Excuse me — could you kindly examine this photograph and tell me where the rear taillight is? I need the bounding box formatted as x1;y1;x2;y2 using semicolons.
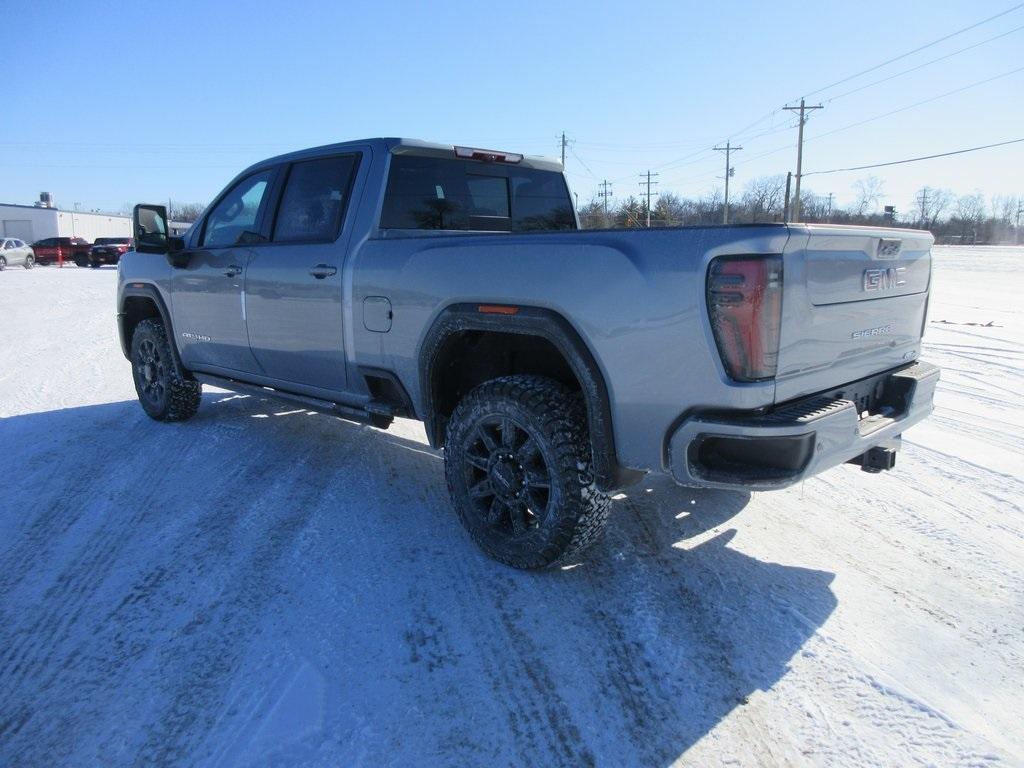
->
707;255;783;382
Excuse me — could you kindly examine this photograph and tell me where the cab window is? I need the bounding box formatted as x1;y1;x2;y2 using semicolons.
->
272;155;359;243
201;170;274;248
381;155;576;232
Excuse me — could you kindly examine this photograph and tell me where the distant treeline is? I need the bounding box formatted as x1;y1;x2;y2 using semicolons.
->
577;175;1022;244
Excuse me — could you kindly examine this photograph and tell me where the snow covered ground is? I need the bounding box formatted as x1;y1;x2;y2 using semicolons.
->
0;246;1020;767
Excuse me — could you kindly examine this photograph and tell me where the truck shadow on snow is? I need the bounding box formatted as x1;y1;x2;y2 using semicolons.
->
0;394;837;767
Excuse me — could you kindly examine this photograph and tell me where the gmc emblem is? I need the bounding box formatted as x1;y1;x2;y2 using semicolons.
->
863;267;907;292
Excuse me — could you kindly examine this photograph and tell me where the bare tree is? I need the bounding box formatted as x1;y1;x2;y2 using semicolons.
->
913;187;953;230
653;192;685;227
614;196;645;228
169;202;207;223
577;199;607;230
852;176;885;217
740;175;786;223
955;192;985;223
950;192;986;243
799;189;830;221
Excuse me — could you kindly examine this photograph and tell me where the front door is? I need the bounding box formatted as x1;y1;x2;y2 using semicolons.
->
244;154;360;394
171;168;276;374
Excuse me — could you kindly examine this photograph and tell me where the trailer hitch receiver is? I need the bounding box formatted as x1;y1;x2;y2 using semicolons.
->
849;445;898;474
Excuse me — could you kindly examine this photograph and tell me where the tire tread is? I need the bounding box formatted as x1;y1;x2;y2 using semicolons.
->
445;375;611;568
131;318;202;422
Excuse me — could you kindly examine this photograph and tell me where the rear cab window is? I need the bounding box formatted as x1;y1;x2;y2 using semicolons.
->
381;153;576;233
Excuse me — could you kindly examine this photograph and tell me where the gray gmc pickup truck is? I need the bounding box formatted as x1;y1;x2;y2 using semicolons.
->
119;138;938;568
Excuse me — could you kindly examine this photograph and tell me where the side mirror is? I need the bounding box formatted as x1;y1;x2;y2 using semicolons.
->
133;204;169;254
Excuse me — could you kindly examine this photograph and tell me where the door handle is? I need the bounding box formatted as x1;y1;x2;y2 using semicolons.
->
309;264;337;279
223;264;242;277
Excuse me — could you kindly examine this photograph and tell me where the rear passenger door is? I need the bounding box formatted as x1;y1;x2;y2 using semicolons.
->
243;153;361;395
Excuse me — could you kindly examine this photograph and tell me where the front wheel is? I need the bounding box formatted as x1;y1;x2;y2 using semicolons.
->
0;256;6;271
130;318;202;422
444;375;611;569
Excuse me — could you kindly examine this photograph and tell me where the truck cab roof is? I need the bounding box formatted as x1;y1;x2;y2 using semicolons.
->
241;138;564;176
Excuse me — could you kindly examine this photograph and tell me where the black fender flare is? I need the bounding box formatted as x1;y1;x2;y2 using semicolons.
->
418;303;642;491
118;283;189;378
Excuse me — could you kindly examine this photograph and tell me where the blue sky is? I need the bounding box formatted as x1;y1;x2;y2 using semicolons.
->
3;0;1022;216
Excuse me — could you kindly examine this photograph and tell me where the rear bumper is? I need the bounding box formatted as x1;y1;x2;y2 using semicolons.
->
667;360;939;491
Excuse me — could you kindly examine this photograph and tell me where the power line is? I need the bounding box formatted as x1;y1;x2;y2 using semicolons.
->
808;64;1024;144
801;137;1024;176
802;3;1024;99
569;145;599;179
725;108;782;142
574;138;717;150
726;63;1024;173
825;22;1024;103
683;5;1024;188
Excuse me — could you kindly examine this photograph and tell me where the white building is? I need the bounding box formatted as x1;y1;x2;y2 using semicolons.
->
0;201;193;243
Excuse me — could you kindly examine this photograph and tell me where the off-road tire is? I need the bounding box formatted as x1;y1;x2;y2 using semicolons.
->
24;255;33;269
130;318;202;422
445;375;611;569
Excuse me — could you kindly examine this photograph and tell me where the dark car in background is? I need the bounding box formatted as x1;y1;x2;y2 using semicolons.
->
89;237;133;267
31;237;91;266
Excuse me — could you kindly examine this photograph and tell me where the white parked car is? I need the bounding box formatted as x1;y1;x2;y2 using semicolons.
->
0;238;34;270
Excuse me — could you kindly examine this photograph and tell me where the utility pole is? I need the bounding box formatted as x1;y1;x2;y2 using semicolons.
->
597;180;613;218
713;141;742;224
784;172;792;222
826;192;834;223
560;132;568;168
1015;197;1022;245
917;188;930;228
639;171;659;227
783;98;823;222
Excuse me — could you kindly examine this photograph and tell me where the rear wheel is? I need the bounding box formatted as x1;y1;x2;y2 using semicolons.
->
444;375;611;569
130;319;202;422
23;254;33;269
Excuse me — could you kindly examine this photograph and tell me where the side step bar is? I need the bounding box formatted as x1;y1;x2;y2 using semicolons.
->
193;373;394;429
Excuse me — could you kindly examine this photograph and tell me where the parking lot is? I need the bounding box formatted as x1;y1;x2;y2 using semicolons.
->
0;248;1021;766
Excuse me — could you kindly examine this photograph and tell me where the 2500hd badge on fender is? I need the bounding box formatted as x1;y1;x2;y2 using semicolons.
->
118;138;938;569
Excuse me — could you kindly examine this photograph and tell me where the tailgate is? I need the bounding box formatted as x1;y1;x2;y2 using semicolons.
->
774;225;932;403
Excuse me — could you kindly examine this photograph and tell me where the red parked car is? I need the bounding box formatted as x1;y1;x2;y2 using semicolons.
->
88;237;133;267
31;237;92;266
